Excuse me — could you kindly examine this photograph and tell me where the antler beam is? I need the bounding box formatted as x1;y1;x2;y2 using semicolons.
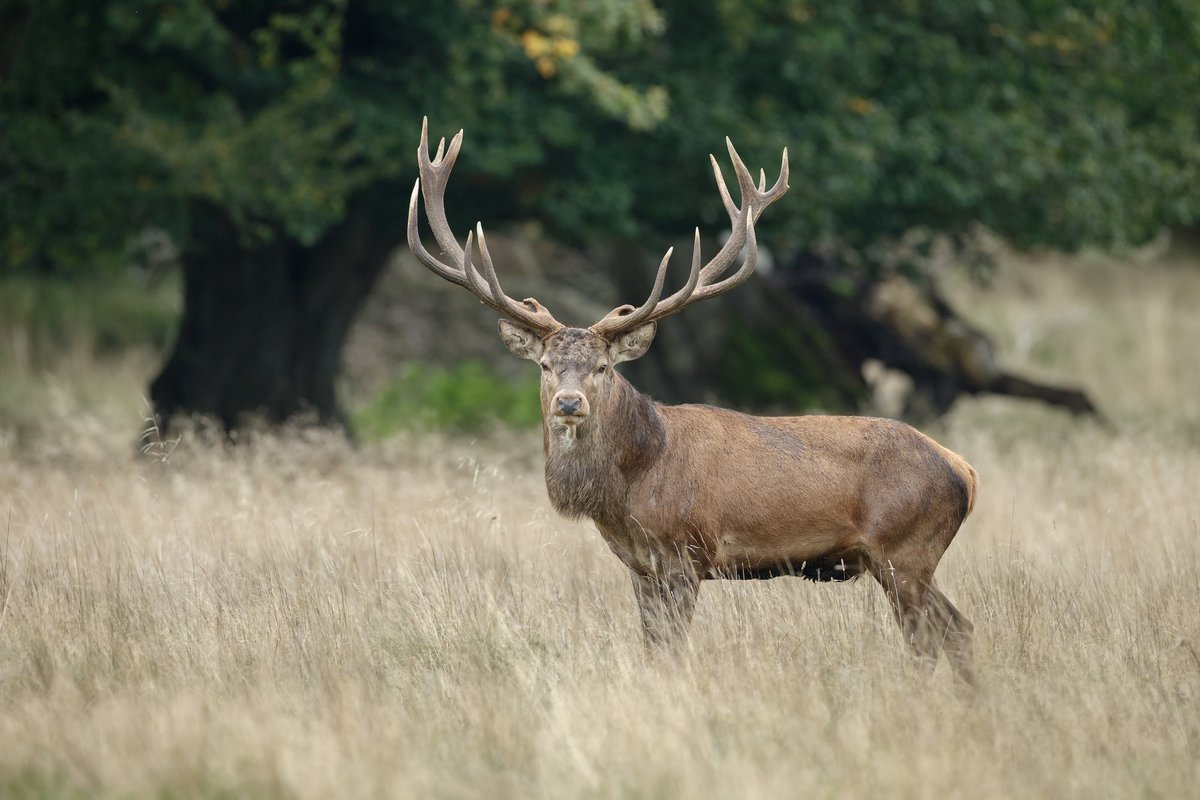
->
589;139;789;338
407;117;564;334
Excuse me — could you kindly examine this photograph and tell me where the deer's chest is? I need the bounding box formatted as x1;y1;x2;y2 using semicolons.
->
594;518;680;576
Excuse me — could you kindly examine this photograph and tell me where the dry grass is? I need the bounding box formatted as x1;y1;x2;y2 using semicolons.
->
1;253;1199;798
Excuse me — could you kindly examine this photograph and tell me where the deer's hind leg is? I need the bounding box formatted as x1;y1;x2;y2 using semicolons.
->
872;555;975;685
873;558;941;673
865;459;976;684
924;582;975;685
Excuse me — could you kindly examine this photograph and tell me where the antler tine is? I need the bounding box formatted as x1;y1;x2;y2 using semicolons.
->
416;119;466;271
588;248;675;335
474;224;560;330
710;152;738;218
691;213;758;301
458;226;505;309
754;147;789;222
408;118;564;334
697;148;755;285
458;228;562;332
672;228;704;304
459;229;491;300
589;138;788;339
725;137;760;208
408;179;469;288
474;224;510;314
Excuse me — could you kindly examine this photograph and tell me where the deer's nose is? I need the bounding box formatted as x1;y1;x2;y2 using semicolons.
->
554;393;586;417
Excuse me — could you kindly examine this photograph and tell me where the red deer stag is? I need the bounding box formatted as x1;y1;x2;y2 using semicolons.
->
407;119;978;682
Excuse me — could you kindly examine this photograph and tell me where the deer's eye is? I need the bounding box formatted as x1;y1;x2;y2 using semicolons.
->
539;362;551;373
595;364;607;375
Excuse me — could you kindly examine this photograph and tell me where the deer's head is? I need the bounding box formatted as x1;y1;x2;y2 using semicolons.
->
496;322;655;437
406;118;788;437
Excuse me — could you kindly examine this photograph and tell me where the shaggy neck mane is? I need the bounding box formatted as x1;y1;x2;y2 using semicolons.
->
543;374;665;525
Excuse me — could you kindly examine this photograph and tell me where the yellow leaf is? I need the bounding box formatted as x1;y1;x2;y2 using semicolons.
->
847;97;875;115
552;38;580;58
521;30;549;57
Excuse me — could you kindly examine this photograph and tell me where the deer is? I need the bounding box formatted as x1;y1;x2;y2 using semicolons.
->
407;118;978;683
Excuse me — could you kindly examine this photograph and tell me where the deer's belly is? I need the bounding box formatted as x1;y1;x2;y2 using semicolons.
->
596;508;863;579
708;524;859;574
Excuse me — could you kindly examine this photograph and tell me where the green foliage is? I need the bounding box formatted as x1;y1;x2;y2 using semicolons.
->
0;0;669;271
0;272;178;354
639;0;1200;257
5;0;1198;273
353;361;542;436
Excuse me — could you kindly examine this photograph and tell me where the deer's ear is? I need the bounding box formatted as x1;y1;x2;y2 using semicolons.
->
609;322;656;364
498;319;544;361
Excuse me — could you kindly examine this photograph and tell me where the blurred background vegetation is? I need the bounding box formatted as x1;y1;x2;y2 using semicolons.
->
2;0;1198;440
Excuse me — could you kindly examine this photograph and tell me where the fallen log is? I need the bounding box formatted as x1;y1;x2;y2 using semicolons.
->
768;250;1102;421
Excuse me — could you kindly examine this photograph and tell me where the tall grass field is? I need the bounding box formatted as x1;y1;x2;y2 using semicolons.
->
1;251;1198;798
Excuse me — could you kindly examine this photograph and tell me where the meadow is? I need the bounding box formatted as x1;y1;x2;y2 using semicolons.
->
0;250;1197;798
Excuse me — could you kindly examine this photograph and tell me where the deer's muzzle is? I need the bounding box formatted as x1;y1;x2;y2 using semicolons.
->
553;391;589;421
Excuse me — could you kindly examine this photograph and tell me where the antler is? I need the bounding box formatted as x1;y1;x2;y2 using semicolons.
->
589;139;789;338
407;117;564;334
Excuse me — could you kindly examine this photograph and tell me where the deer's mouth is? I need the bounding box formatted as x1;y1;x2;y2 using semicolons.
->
552;411;589;427
549;411;589;444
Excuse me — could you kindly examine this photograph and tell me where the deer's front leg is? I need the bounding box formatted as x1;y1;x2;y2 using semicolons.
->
631;567;699;649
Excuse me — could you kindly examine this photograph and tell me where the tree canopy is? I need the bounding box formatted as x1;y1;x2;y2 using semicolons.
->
5;0;1199;274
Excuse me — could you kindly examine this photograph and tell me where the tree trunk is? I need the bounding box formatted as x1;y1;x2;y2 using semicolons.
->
150;197;398;432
